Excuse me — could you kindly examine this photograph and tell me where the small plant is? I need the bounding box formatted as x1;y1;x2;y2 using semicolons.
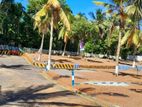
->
84;41;95;53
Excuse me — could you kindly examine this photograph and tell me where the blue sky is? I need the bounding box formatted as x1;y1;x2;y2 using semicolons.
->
15;0;107;19
66;0;101;19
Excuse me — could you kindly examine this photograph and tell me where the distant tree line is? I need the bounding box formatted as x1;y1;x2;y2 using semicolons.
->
0;0;142;61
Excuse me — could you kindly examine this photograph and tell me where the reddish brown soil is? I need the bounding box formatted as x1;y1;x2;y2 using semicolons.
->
30;53;116;66
30;53;142;107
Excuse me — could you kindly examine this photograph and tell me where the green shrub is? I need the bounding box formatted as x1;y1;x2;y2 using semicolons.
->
84;41;95;53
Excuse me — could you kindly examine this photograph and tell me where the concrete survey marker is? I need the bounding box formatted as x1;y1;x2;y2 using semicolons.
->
119;64;142;71
135;65;142;71
80;81;129;86
119;64;132;71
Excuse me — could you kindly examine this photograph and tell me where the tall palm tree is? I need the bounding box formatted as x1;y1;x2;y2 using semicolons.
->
69;14;92;55
37;34;45;61
121;0;142;68
34;0;70;70
58;10;73;56
89;9;106;38
59;26;69;56
121;27;141;67
94;0;128;76
34;18;49;61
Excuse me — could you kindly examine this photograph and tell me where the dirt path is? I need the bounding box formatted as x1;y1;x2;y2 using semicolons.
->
0;56;101;107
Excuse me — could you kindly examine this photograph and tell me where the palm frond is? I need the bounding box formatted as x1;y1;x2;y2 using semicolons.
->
48;0;61;9
58;26;65;39
33;0;71;38
132;29;140;46
109;23;115;36
126;29;136;47
64;32;68;43
126;5;136;16
93;1;114;8
59;8;71;31
106;9;113;14
121;30;131;46
34;5;48;21
137;7;142;17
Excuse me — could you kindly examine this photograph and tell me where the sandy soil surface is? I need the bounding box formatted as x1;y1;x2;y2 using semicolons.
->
30;53;142;67
47;69;142;107
30;53;116;66
30;53;142;107
0;56;101;107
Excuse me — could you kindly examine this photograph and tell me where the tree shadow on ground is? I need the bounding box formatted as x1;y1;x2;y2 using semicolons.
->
69;56;82;60
0;84;100;107
93;92;129;97
78;88;129;98
53;75;87;80
86;59;103;63
18;101;101;107
53;75;70;80
131;82;142;86
119;62;132;66
0;84;54;105
0;64;31;70
52;59;72;63
130;89;142;94
79;87;96;92
119;72;142;79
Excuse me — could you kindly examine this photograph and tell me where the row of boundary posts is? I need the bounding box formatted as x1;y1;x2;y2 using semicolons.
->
1;45;142;89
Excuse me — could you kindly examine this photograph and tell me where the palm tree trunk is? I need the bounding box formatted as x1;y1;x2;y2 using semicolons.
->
62;42;67;56
37;34;45;61
115;1;124;76
47;15;54;70
78;40;80;55
115;30;122;76
132;47;137;68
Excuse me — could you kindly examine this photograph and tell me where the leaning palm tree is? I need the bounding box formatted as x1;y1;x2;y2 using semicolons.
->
34;0;70;70
59;26;69;56
37;34;45;61
58;11;73;56
34;19;49;61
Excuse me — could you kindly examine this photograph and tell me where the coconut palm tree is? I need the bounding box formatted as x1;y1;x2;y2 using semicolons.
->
89;9;106;38
37;34;45;61
121;26;141;67
34;0;70;70
94;0;128;76
58;26;69;56
58;10;73;56
70;14;92;55
121;0;142;68
34;18;49;61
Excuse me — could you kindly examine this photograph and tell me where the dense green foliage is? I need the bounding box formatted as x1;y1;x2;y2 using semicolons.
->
0;0;142;59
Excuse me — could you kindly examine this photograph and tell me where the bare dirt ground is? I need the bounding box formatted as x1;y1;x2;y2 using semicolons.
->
0;55;101;107
30;53;142;107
